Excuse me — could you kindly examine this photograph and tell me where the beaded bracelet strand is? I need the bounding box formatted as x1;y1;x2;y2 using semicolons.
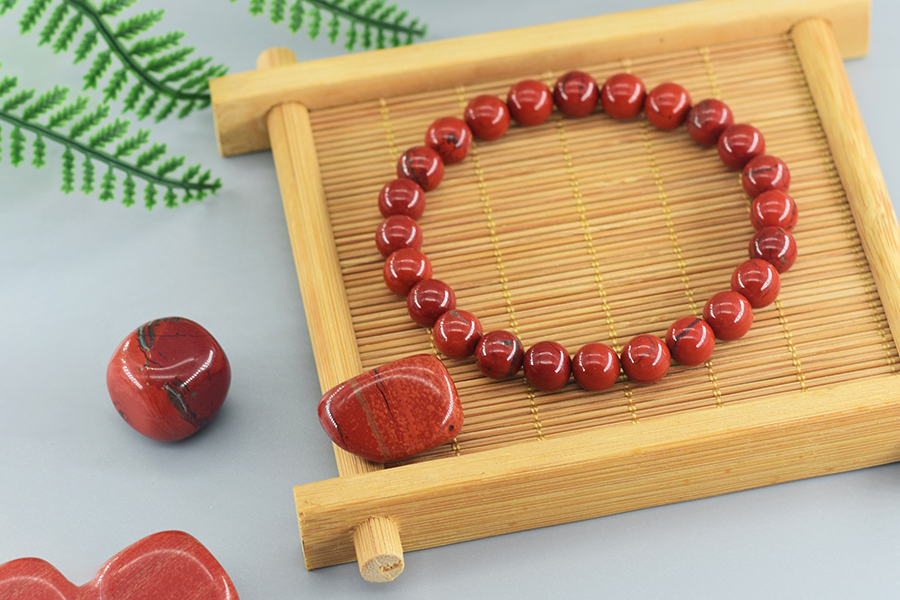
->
375;71;798;393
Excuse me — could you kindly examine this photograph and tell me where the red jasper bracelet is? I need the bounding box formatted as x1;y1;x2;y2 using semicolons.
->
376;71;799;393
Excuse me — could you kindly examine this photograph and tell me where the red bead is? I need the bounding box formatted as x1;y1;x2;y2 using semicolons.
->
703;291;754;341
572;343;620;391
383;247;432;296
742;154;790;198
553;70;599;118
106;317;231;442
665;317;715;367
464;95;511;141
731;259;781;308
644;82;692;130
717;123;766;170
751;190;798;231
686;98;734;146
507;79;554;126
425;116;472;164
407;279;456;327
749;227;798;273
621;335;670;384
523;341;571;391
475;330;525;380
318;354;463;463
378;178;426;220
433;310;483;359
600;73;646;120
397;146;444;191
375;215;422;257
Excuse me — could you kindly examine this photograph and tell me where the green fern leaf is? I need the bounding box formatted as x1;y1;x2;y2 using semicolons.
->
19;0;52;34
61;145;75;193
136;91;159;120
377;5;396;21
178;64;226;92
1;0;20;16
375;27;385;49
360;24;371;49
176;100;195;119
83;49;112;90
73;29;98;63
68;104;110;139
114;9;164;40
344;22;356;51
97;0;137;17
346;0;365;13
32;133;46;167
155;155;184;177
135;142;165;168
307;4;321;39
87;117;128;149
162;57;209;85
2;89;35;112
21;85;67;121
270;0;285;23
288;0;303;32
153;97;177;122
128;31;183;57
144;181;156;208
81;156;94;193
163;186;177;208
363;0;385;16
52;13;83;53
122;82;144;112
122;173;136;205
38;1;68;46
47;96;88;128
99;167;116;201
180;164;201;183
10;126;25;166
114;128;148;157
249;0;265;15
327;11;339;43
0;125;3;162
102;68;128;102
144;46;193;74
0;76;18;99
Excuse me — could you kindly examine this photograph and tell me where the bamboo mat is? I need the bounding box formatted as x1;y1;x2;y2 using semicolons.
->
307;34;898;464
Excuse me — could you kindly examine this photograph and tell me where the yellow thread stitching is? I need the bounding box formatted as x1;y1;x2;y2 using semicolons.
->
378;97;399;162
775;297;807;391
698;47;722;100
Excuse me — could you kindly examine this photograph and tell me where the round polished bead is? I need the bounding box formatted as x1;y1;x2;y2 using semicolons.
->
407;279;456;327
375;215;422;258
644;82;692;130
686;98;734;146
665;317;715;367
553;70;599;118
475;330;525;380
621;335;670;384
383;248;432;296
750;190;798;232
378;178;426;220
703;291;754;341
600;73;646;120
397;146;444;191
731;259;781;308
749;227;797;273
572;343;620;391
425;116;472;165
507;79;554;126
742;154;791;198
717;124;766;170
523;341;571;391
433;310;483;359
464;95;511;141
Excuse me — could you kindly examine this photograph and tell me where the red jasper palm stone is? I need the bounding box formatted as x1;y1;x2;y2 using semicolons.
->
318;354;463;463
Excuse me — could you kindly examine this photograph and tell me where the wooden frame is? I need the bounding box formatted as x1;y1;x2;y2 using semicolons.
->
209;0;900;583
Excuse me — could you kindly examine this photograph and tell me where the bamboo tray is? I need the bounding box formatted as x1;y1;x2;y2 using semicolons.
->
210;0;900;583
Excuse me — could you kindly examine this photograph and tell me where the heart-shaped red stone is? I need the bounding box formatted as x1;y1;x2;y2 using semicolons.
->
0;531;238;600
318;354;463;463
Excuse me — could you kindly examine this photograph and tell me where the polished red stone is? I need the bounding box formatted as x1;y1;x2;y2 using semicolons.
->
749;226;797;273
0;530;238;600
731;259;781;308
665;317;715;367
397;146;444;191
407;278;456;327
718;123;766;170
433;309;483;359
572;343;620;391
475;330;525;380
742;154;790;198
425;116;472;164
507;79;554;126
621;334;670;384
318;354;463;463
600;73;646;120
378;178;426;220
644;82;692;130
383;247;432;296
375;215;422;257
751;190;798;231
464;95;511;141
106;317;231;442
686;98;734;146
703;291;754;341
553;70;599;118
523;341;571;391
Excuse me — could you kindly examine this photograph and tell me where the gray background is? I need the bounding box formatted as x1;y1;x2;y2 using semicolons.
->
2;0;899;598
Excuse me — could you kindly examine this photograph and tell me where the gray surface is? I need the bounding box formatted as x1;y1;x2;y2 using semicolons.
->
1;1;899;598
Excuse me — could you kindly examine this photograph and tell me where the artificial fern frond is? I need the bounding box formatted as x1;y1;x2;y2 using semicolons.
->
83;48;112;89
19;0;51;33
52;12;82;52
72;28;97;62
38;0;67;45
87;116;127;148
21;84;66;121
113;8;162;40
97;0;135;17
32;133;46;167
128;31;183;57
1;0;19;16
102;67;127;101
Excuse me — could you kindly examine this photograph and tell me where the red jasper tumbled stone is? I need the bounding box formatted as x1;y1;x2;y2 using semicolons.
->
572;343;620;391
475;330;525;380
318;354;463;463
553;70;599;118
507;79;554;126
375;214;423;257
524;341;571;391
407;279;456;327
751;190;798;232
621;334;670;384
749;226;798;273
686;98;734;146
742;154;791;198
718;123;766;170
425;116;472;164
665;317;715;367
397;146;444;191
600;73;646;120
731;259;781;308
383;247;432;296
434;310;483;359
644;82;692;130
703;291;754;341
378;178;426;220
106;317;231;442
464;95;511;141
